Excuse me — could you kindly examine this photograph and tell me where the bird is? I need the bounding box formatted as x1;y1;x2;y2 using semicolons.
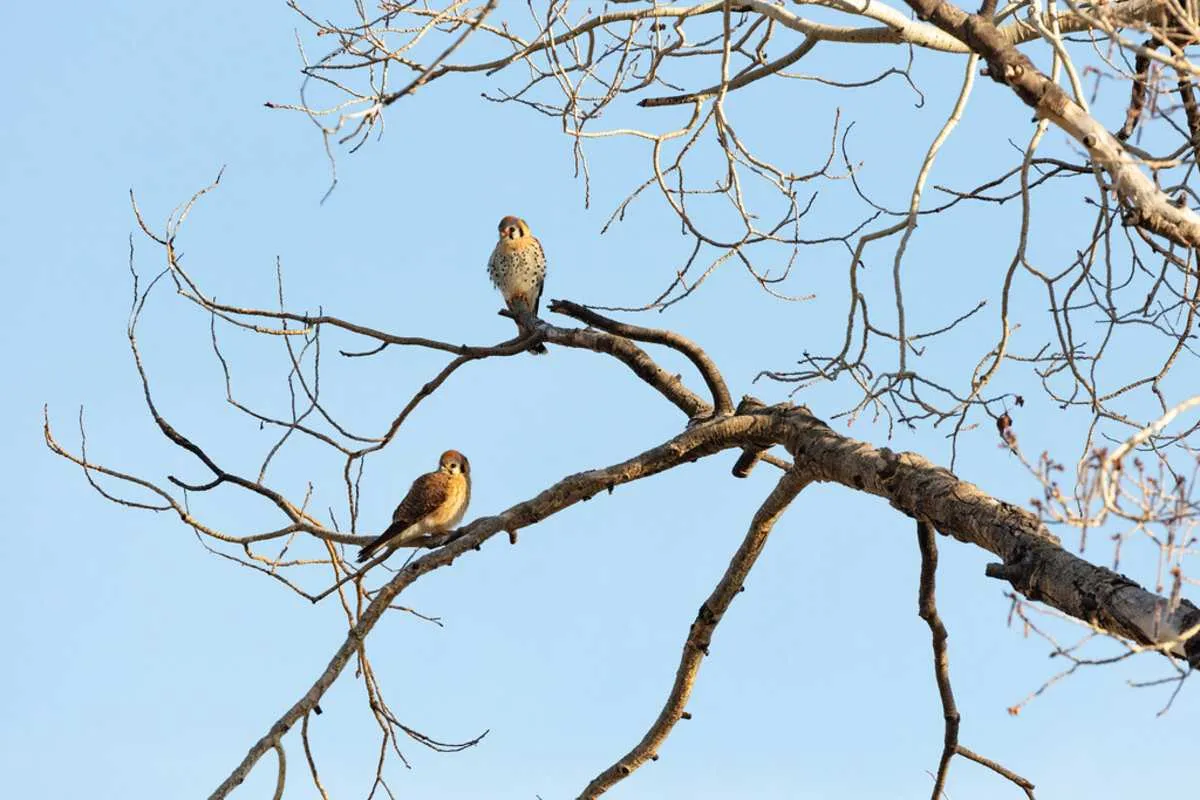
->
356;450;471;563
488;215;548;354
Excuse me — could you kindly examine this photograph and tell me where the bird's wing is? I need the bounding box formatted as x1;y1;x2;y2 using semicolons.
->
486;245;502;289
357;471;451;562
531;236;546;315
390;471;451;529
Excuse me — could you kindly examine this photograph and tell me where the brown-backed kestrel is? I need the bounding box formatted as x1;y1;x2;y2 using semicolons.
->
357;450;471;563
488;215;548;354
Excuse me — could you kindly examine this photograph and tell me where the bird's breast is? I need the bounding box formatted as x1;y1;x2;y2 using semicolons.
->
435;474;470;529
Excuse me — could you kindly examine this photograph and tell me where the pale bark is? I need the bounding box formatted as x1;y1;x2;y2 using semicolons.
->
901;0;1200;248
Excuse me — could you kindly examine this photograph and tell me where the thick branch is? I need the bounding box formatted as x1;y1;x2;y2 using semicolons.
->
579;468;811;798
900;0;1200;248
209;414;766;797
770;409;1200;663
209;400;1199;795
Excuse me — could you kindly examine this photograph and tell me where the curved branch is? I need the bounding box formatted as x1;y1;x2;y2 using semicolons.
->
916;519;960;800
43;410;365;552
205;400;1199;795
271;742;286;800
545;320;714;419
900;0;1200;248
550;299;733;416
208;413;767;798
579;468;811;798
382;0;498;103
639;37;819;107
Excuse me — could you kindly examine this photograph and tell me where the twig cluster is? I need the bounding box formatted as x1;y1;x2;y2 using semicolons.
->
47;178;1199;797
46;0;1200;794
276;0;1200;464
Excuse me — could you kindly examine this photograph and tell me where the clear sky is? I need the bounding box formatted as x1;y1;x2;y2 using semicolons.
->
2;3;1194;798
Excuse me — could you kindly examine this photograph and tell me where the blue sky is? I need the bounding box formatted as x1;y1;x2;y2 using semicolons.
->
3;3;1195;798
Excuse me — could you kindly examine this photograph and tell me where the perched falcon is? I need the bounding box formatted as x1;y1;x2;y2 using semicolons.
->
356;450;471;563
488;215;548;354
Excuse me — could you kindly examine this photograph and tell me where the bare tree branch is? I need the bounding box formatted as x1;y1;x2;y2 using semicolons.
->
579;467;812;797
51;1;1200;791
901;0;1200;247
208;413;783;797
917;519;961;800
550;299;733;417
957;745;1037;798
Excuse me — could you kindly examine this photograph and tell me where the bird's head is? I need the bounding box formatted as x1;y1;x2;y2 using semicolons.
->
497;215;530;241
439;450;470;477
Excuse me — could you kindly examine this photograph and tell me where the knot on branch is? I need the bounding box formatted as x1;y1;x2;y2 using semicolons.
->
876;447;902;487
1034;82;1070;122
728;397;816;477
731;448;763;478
730;395;771;477
736;395;766;414
985;546;1044;602
979;52;1027;89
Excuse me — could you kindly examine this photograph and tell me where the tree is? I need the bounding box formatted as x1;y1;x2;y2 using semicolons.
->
45;1;1200;798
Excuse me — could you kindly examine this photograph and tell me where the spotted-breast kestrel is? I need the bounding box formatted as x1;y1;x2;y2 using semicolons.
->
357;450;471;563
488;215;548;354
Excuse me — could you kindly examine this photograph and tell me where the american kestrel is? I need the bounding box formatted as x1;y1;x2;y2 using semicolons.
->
356;450;471;563
488;215;548;354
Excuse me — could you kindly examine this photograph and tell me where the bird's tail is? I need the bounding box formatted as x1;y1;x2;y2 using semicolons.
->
357;520;402;563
